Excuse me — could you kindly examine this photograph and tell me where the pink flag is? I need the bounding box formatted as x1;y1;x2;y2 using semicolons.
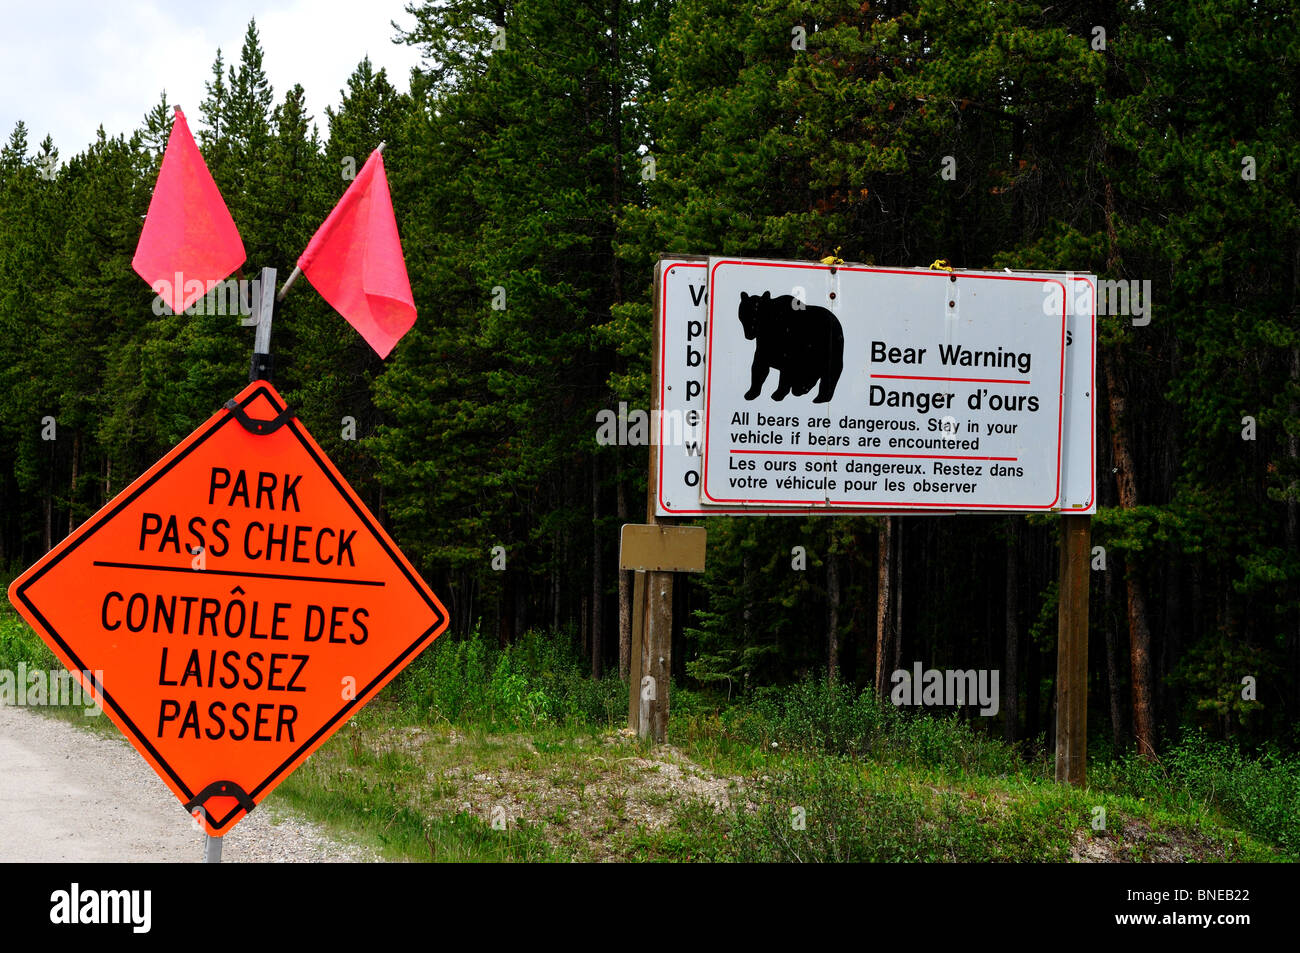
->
298;149;416;359
133;108;245;314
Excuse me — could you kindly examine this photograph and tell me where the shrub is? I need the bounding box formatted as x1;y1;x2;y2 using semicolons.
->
1096;730;1300;857
704;675;1023;777
389;625;623;729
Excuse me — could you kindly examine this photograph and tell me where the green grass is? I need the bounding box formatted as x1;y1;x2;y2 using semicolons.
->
1;604;1294;862
0;601;119;735
695;762;1273;862
273;709;563;861
1093;733;1300;857
0;600;57;672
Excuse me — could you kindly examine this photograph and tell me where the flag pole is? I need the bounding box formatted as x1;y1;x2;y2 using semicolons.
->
277;266;302;302
277;141;387;303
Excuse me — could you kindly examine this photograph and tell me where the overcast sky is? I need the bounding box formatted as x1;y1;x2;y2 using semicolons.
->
1;0;428;158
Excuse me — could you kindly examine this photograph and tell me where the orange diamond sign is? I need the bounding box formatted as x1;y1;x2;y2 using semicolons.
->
7;381;448;835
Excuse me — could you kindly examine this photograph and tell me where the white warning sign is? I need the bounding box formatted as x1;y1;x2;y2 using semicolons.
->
700;259;1072;512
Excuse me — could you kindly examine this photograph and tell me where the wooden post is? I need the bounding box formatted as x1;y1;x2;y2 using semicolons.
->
622;524;704;739
629;259;676;743
628;570;645;731
642;570;673;742
1054;514;1091;786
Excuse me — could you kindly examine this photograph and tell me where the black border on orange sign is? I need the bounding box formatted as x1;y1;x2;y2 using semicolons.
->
8;381;448;834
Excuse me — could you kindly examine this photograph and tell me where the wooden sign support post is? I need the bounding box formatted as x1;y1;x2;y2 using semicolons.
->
622;523;705;741
627;524;678;743
1054;514;1091;786
625;261;706;742
641;567;673;742
627;570;648;731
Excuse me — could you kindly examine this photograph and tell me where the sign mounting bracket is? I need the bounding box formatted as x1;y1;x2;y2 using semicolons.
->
223;398;295;435
184;780;256;816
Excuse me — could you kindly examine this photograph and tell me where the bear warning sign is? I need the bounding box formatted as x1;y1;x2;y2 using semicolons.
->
702;258;1072;512
7;381;448;836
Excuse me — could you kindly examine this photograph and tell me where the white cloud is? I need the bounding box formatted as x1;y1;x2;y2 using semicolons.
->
0;0;426;157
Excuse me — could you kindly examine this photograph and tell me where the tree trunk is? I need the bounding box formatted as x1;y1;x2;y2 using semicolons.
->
1125;569;1155;757
874;518;891;698
1105;351;1156;758
67;430;80;539
591;460;603;679
1288;348;1299;720
609;0;624;308
552;537;561;633
1004;519;1019;744
43;482;52;554
827;552;840;685
893;522;903;674
515;548;529;641
499;569;516;648
580;593;589;657
617;479;630;679
874;517;902;699
1026;621;1040;744
742;551;752;694
1102;158;1158;758
1104;565;1126;753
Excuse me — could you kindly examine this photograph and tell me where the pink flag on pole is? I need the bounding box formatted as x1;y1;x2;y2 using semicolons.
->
132;107;246;314
297;149;416;359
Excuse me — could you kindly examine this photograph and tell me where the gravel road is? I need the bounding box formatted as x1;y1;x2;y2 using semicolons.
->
0;703;375;862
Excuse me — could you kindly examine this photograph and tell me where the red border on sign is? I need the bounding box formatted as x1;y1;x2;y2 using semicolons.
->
701;259;1068;510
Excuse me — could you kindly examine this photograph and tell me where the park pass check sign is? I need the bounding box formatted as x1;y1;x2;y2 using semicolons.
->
7;381;448;835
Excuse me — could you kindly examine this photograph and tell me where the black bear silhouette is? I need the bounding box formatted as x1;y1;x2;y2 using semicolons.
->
738;290;844;403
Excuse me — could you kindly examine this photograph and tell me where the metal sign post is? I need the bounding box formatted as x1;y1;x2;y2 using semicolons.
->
1055;514;1091;786
201;264;276;864
203;831;223;864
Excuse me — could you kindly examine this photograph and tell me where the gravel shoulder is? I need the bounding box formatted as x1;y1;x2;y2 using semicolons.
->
0;703;375;863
